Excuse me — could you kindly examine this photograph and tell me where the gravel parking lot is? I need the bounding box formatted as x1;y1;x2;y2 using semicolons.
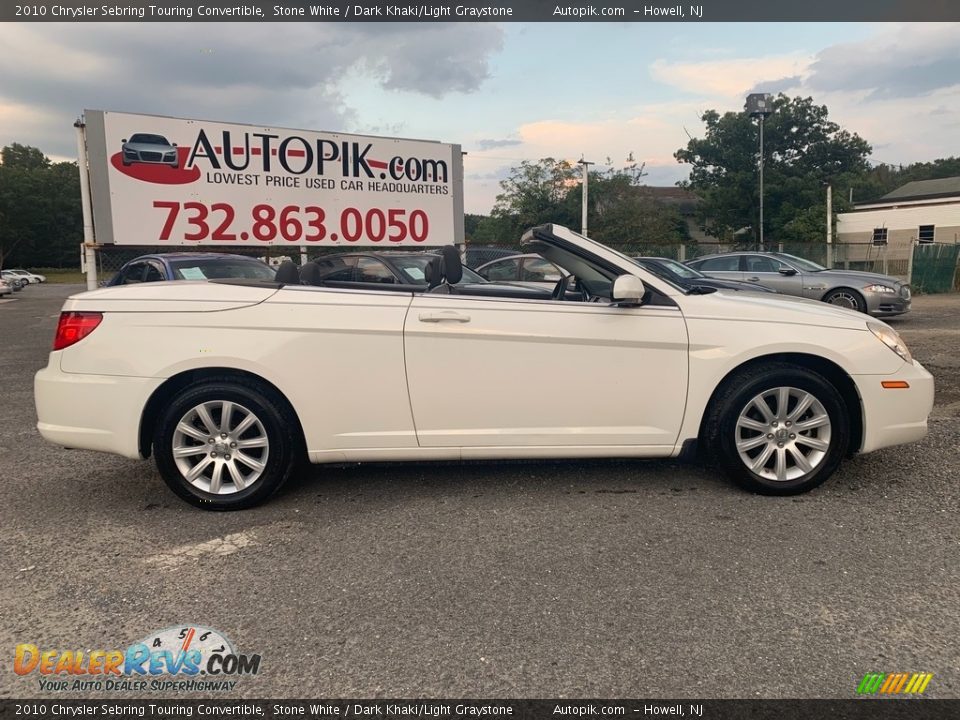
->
1;285;957;699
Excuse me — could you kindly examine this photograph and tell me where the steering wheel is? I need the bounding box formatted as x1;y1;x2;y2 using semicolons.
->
551;274;570;300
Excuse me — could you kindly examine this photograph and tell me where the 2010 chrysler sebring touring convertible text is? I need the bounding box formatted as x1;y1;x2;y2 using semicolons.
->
35;225;934;510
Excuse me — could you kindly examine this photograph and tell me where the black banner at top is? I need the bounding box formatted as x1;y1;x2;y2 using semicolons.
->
4;0;960;22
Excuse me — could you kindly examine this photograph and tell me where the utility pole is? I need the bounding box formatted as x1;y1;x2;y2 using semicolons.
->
578;158;594;237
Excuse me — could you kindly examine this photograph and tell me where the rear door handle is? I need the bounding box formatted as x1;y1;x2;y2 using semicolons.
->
418;311;471;323
748;276;760;281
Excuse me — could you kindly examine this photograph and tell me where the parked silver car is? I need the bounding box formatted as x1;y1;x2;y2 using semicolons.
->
121;133;179;168
685;252;911;317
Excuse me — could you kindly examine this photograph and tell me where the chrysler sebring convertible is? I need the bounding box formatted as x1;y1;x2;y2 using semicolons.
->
35;225;933;510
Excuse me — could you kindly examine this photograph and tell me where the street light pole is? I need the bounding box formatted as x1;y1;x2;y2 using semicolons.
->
745;93;773;253
759;115;765;252
578;158;594;237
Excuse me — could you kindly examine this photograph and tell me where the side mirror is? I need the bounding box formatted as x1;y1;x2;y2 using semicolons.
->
778;266;797;276
172;143;177;147
611;274;645;306
121;138;127;143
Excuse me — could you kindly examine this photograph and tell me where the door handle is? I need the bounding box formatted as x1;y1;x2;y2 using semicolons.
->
748;276;760;281
418;311;471;323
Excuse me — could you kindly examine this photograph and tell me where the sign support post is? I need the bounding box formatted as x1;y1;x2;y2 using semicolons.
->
74;119;98;291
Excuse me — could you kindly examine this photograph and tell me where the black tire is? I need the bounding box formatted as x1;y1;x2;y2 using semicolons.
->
702;362;850;495
823;287;866;314
153;379;299;510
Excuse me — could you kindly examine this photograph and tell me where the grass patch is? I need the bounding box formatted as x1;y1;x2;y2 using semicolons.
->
32;269;87;284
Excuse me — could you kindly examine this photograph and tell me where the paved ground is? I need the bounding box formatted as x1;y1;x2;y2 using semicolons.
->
1;285;957;699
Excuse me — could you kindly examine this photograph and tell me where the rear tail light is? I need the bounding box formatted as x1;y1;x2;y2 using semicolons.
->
53;312;103;351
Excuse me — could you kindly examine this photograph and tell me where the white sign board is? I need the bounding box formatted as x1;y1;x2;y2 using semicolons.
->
83;110;463;247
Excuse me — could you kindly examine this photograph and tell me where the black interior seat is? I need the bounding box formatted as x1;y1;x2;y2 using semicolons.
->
427;246;463;294
274;261;301;285
300;261;324;286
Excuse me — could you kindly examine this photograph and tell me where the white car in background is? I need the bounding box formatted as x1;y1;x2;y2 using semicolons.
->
34;225;933;510
5;269;46;284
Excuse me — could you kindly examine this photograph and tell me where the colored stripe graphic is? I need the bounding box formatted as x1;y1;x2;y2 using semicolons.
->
857;672;933;694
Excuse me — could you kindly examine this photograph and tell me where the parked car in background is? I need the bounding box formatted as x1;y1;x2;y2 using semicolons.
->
106;253;276;286
464;246;522;269
685;252;911;317
0;278;12;297
5;269;46;284
35;223;933;510
475;253;569;287
304;251;556;301
1;271;27;291
633;257;777;294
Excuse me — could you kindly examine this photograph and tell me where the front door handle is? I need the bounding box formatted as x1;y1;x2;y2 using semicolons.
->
747;276;760;281
418;311;471;323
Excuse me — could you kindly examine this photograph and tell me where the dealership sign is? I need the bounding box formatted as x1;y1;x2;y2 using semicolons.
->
82;110;464;246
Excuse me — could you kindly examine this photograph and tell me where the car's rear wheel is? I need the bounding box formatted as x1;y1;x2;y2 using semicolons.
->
703;363;849;495
823;287;866;313
154;380;298;510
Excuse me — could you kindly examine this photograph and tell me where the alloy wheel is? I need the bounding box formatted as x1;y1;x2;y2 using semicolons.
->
734;386;832;482
171;400;269;494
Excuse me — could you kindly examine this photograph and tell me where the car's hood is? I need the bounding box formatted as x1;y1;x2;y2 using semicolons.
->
681;287;869;329
817;269;905;286
64;280;279;313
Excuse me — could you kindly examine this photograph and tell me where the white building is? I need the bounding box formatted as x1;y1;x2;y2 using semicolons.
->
838;177;960;247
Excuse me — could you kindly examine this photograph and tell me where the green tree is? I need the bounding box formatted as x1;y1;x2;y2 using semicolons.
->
0;145;81;269
675;94;871;244
1;143;50;170
488;158;580;242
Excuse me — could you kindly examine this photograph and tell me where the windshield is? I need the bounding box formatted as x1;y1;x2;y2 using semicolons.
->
128;134;170;145
391;255;485;284
778;253;826;272
170;259;276;281
645;258;702;280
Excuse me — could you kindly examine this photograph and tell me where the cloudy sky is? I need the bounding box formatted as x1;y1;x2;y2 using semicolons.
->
1;21;958;213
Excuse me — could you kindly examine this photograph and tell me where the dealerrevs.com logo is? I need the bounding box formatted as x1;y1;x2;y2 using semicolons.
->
14;625;261;692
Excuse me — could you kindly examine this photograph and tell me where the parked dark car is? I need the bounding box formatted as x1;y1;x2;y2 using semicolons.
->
685;251;910;316
106;253;276;286
632;256;777;294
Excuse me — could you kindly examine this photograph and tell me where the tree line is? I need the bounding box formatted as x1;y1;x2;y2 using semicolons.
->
0;144;83;269
2;94;959;268
472;94;960;248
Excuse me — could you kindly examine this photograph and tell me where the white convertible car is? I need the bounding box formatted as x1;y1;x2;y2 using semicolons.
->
35;225;934;510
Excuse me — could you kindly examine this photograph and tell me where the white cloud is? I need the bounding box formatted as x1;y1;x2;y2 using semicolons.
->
650;54;813;98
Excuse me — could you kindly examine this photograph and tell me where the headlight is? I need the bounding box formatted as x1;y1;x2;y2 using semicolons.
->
864;284;896;294
868;321;913;363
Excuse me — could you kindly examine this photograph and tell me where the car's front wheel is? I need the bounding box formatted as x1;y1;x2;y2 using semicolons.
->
153;380;299;510
823;287;866;313
703;363;850;495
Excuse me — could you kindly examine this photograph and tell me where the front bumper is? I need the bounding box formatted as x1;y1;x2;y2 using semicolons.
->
35;357;163;460
865;287;911;317
856;359;934;453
